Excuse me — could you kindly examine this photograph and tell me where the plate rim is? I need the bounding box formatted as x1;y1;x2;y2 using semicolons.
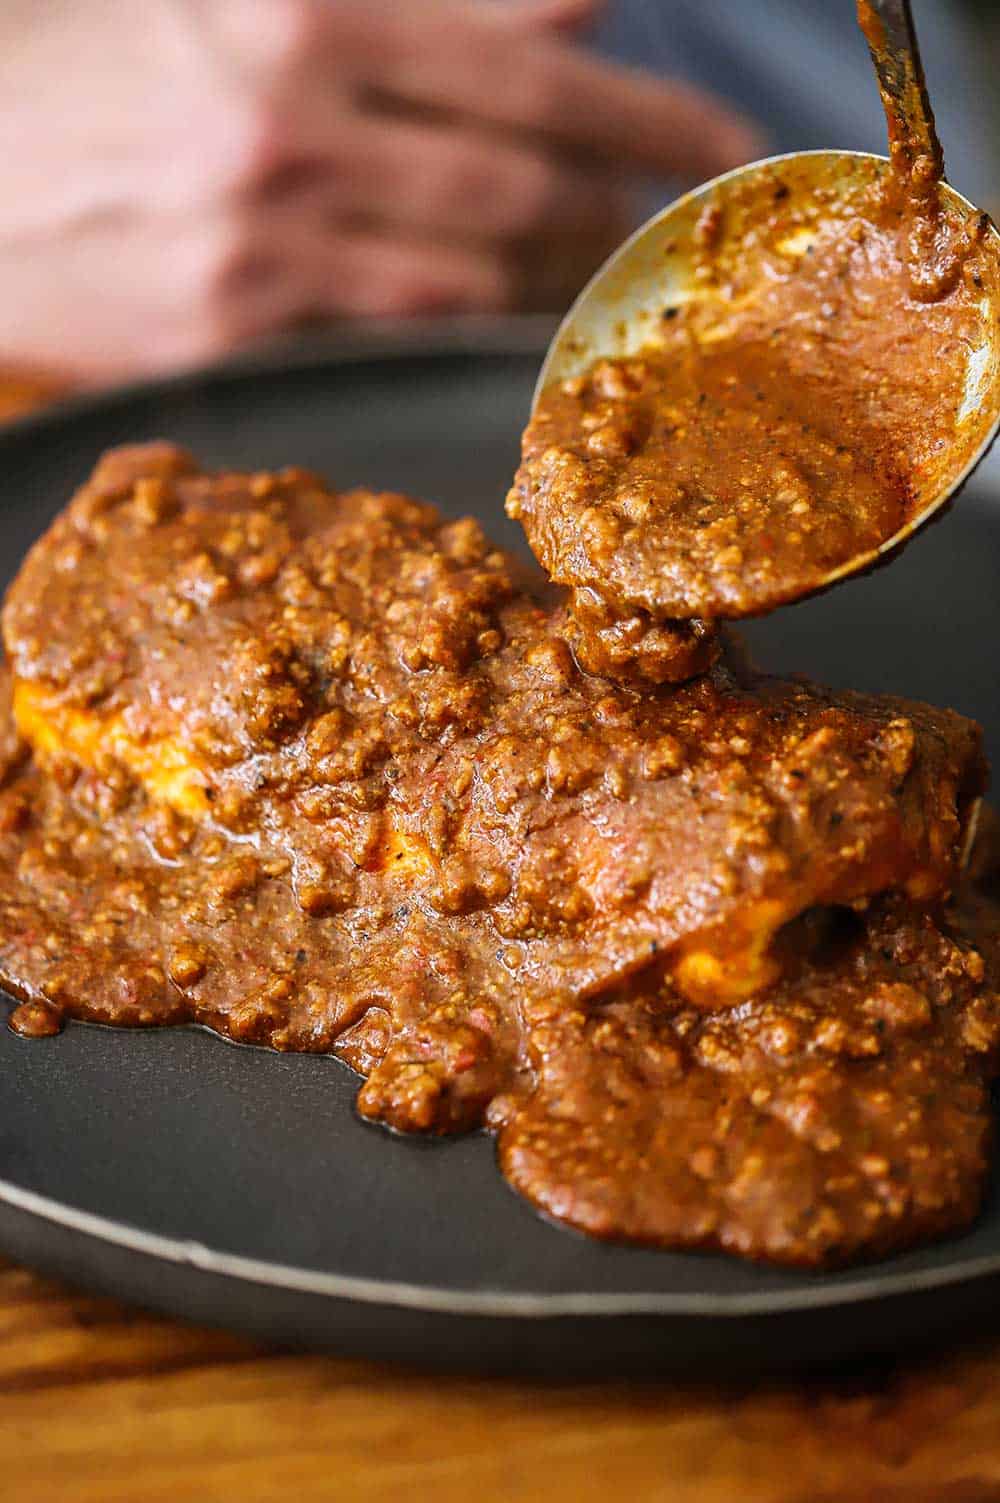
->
3;1166;1000;1320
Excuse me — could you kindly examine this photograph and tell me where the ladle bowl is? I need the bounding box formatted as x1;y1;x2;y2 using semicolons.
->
535;147;1000;594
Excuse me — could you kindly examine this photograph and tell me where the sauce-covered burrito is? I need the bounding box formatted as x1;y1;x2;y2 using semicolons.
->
1;444;998;1267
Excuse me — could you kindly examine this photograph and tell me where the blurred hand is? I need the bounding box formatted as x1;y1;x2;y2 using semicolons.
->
0;0;761;384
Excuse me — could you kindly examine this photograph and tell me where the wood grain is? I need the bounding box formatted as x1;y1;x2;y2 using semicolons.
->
1;1257;1000;1503
4;375;1000;1503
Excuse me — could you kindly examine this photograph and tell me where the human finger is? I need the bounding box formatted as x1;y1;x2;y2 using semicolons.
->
330;2;762;180
265;111;627;244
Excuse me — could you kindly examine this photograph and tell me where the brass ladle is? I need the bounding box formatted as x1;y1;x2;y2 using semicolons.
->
533;0;1000;597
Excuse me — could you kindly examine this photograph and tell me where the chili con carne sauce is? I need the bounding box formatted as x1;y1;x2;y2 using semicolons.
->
0;445;997;1266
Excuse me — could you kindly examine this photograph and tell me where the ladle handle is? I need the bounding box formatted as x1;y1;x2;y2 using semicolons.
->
858;0;945;179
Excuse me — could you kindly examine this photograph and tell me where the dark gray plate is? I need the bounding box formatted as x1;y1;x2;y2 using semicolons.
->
1;318;999;1375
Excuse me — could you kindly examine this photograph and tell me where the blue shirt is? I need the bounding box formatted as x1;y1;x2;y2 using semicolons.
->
595;0;994;208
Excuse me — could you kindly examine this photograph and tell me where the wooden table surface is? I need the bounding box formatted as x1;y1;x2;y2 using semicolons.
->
4;377;1000;1503
6;1257;1000;1503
